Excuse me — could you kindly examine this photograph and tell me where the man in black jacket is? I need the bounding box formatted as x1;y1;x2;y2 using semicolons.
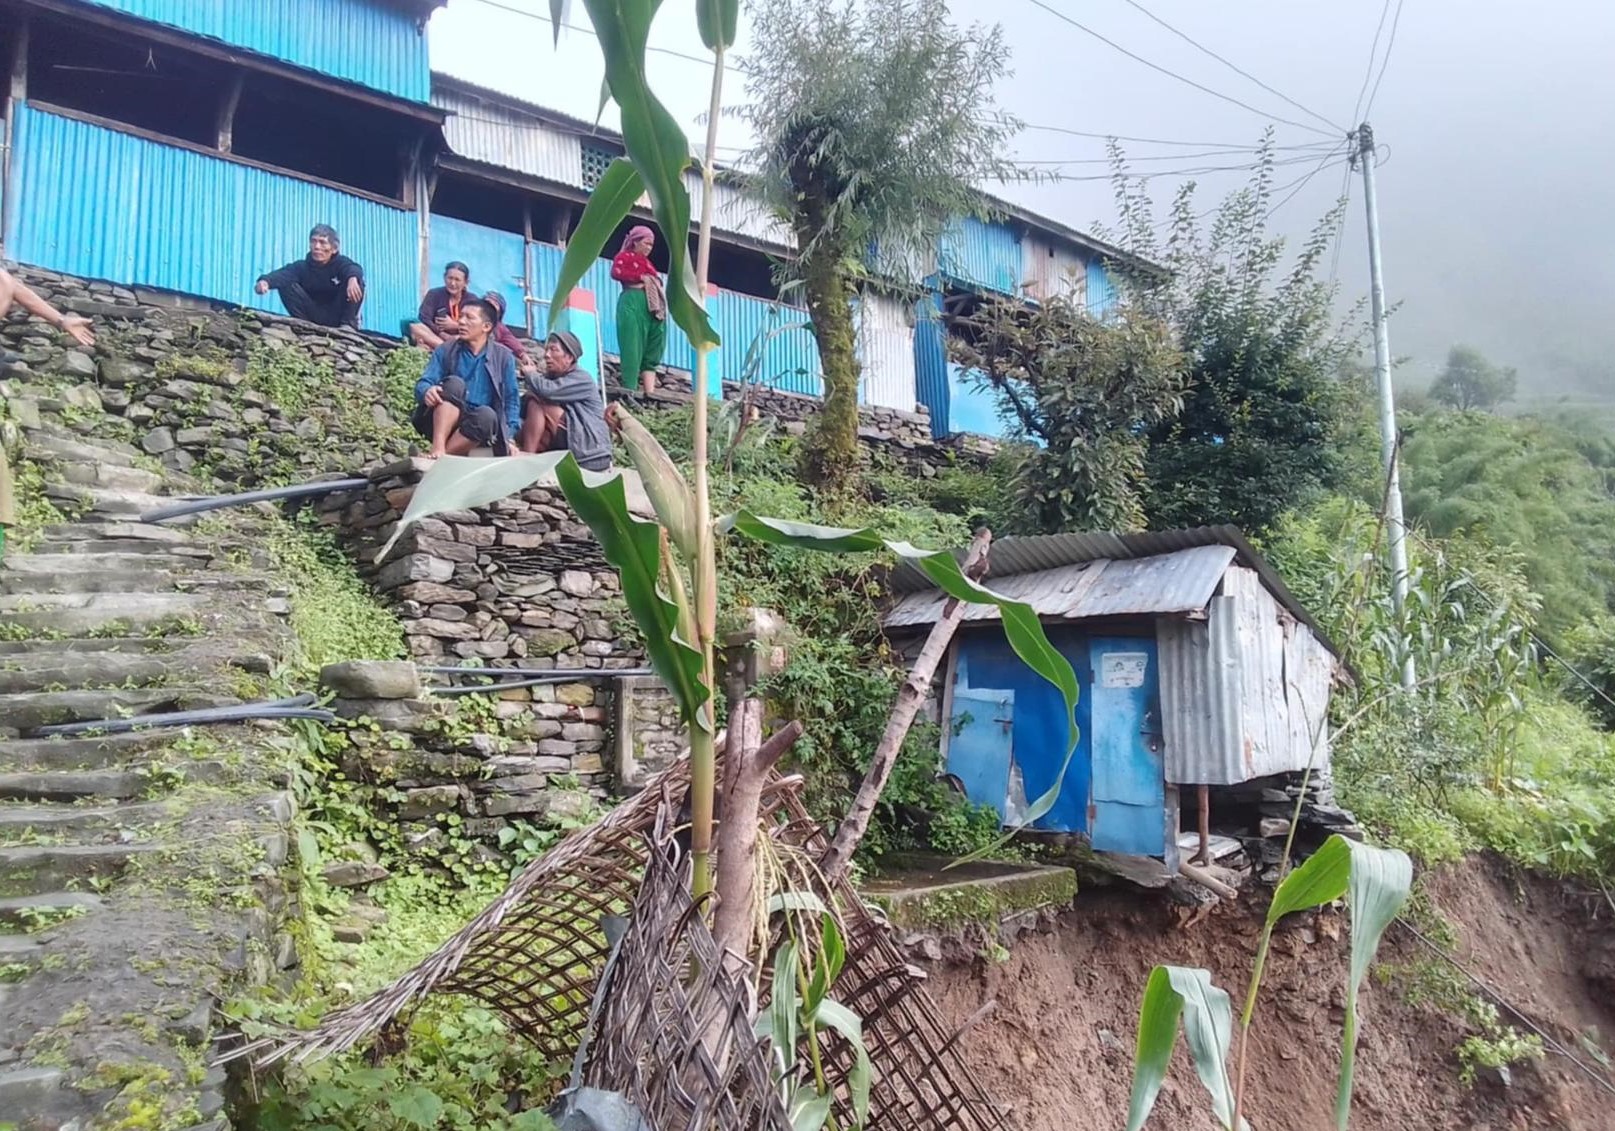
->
254;224;365;328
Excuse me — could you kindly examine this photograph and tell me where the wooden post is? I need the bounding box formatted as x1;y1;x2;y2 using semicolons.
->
820;528;993;881
215;71;244;153
1;17;30;256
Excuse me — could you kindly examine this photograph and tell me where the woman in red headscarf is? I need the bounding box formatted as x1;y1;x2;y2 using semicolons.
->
610;225;666;394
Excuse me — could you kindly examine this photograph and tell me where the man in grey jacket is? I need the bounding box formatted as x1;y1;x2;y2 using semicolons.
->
516;330;612;471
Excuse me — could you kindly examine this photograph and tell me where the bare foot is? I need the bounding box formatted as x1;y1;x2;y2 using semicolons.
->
426;446;446;460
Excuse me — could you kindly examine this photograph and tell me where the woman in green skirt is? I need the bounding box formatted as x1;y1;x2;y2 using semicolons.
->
610;226;667;393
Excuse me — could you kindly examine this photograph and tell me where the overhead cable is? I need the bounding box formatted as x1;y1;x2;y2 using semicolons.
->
1115;0;1347;134
1363;0;1409;120
1350;0;1396;125
1019;0;1338;137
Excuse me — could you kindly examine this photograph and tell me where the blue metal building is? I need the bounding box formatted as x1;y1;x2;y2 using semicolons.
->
883;528;1342;873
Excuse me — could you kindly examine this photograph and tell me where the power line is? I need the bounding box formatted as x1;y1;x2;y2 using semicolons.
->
1363;0;1408;120
1020;123;1336;150
1114;0;1347;134
1013;147;1345;166
463;0;752;73
1018;0;1338;137
1264;146;1354;218
1327;152;1354;283
1350;0;1395;126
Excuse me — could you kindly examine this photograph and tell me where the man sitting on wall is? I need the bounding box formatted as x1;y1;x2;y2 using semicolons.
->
516;329;611;471
254;224;365;329
482;290;538;377
408;261;470;349
412;298;521;460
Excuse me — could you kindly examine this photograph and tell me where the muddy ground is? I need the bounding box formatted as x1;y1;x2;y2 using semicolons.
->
923;855;1615;1130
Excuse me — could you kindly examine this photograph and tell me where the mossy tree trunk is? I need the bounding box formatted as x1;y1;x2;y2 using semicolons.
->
796;236;862;492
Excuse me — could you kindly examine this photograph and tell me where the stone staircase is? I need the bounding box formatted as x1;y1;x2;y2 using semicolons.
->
0;427;298;1131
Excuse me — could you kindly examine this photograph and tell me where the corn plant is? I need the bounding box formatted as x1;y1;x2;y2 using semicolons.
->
379;0;1085;967
1125;834;1412;1130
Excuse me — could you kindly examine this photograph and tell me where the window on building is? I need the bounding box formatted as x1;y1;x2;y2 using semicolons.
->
430;173;528;235
706;241;782;302
231;73;419;200
580;143;617;189
25;13;227;147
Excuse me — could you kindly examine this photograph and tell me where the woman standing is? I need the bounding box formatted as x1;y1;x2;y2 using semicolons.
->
610;225;666;394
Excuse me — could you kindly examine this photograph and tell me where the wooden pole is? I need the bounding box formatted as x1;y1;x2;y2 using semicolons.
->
820;528;992;880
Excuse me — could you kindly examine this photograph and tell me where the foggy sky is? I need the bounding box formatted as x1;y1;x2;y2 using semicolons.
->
432;0;1615;405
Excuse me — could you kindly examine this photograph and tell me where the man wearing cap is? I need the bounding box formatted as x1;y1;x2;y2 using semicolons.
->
412;297;521;459
516;330;611;471
254;224;365;329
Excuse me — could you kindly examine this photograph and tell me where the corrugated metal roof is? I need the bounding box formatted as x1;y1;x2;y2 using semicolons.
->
434;85;583;187
884;544;1235;628
885;526;1342;659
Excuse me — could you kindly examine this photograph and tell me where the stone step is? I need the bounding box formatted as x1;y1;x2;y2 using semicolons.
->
42;482;181;520
0;801;167;835
33;521;195;550
0;648;211;694
0;769;146;802
0;590;212;635
0;843;159;893
0;635;171;656
0;931;47;964
0;1067;64;1113
0;891;104;929
0;686;238;733
26;428;142;467
1;567;179;595
0;732;167;772
55;460;165;493
3;550;205;577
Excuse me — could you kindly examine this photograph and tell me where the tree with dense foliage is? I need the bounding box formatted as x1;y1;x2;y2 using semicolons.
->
1428;345;1518;412
1103;150;1363;535
949;294;1186;532
741;0;1023;491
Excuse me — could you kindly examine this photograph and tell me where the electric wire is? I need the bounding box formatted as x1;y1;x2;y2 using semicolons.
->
1327;155;1354;284
464;0;755;73
1350;0;1396;126
1363;0;1408;121
1114;0;1346;134
1264;144;1352;218
1020;124;1338;149
1018;0;1338;137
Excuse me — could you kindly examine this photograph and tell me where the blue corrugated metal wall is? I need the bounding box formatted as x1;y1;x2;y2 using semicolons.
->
1087;257;1118;316
81;0;431;102
946;362;1007;438
912;290;949;437
7;106;417;334
426;213;528;331
938;216;1022;296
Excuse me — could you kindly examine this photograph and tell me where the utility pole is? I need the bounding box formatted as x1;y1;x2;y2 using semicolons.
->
1357;122;1415;690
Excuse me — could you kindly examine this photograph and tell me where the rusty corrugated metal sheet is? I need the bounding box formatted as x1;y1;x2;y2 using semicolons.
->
1021;232;1088;304
7;105;418;334
84;0;433;102
883;544;1234;628
856;290;916;410
1158;601;1245;785
434;86;583;187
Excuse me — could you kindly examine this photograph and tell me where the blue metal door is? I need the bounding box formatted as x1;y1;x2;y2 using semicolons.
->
1088;638;1165;855
947;687;1015;822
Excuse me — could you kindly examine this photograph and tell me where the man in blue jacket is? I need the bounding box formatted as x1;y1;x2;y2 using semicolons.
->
412;298;521;459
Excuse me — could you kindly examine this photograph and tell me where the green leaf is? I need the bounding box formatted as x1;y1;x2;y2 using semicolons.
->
373;454;709;732
547;158;644;333
548;0;565;46
1126;966;1241;1131
717;511;1081;843
788;1091;832;1131
386;1085;444;1130
766;939;800;1071
1266;835;1353;927
1336;839;1413;1129
767;890;830;916
695;0;738;50
578;0;719;347
807;914;845;1010
812;998;873;1127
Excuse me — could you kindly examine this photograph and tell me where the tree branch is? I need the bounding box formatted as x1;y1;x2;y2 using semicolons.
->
820;528;993;881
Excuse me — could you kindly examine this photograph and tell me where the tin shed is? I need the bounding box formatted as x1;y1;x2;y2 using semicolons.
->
883;527;1345;869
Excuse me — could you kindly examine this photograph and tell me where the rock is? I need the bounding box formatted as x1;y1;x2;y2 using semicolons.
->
175;426;215;446
556;683;596;707
320;660;422;700
1258;817;1292;838
141;426;176;454
98;357;152;387
322;860;391;888
523;628;577;657
60;351;97;379
559;570;594;598
398;785;461;818
7;398;40;429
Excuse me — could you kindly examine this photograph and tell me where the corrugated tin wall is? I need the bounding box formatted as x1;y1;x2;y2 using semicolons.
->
7;106;418;334
856;290;915;410
1087;256;1118;316
912;291;949;437
426;213;529;329
82;0;431;102
1158;605;1244;785
682;169;794;251
1022;233;1089;305
938;216;1022;296
433;88;582;186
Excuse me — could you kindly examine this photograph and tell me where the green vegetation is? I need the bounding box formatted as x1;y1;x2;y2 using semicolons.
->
266;514;406;675
1427;345;1518;413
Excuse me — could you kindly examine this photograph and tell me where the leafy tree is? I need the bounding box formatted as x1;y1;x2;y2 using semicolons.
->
1428;345;1518;412
1105;148;1363;535
948;293;1186;532
740;0;1023;491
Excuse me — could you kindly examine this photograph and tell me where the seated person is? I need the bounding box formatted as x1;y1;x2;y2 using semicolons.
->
0;268;95;349
411;298;521;459
409;261;470;349
481;290;538;377
516;330;611;471
255;224;364;329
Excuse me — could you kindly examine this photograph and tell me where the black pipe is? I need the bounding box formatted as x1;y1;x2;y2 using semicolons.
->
140;478;370;524
33;693;325;737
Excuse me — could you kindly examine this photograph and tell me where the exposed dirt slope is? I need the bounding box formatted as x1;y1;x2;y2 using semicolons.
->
924;855;1614;1130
